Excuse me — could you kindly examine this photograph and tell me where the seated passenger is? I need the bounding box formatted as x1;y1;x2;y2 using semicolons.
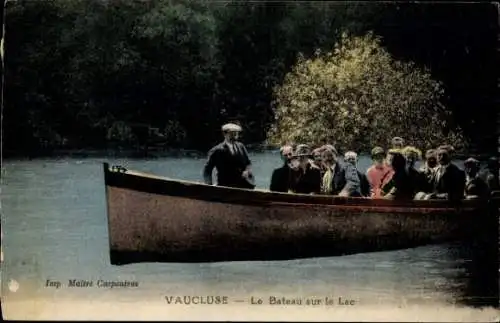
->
479;157;500;191
464;157;490;199
381;152;416;200
269;145;294;192
288;144;322;194
339;151;370;197
385;148;401;166
321;148;346;195
382;148;399;184
402;146;421;169
366;146;393;198
419;149;438;192
402;145;426;190
420;146;465;201
312;146;326;176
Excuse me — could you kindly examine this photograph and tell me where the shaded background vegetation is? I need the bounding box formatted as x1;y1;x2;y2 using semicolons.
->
2;0;498;156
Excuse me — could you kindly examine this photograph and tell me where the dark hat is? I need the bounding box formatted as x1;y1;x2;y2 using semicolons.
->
371;146;385;157
222;123;242;132
293;144;312;157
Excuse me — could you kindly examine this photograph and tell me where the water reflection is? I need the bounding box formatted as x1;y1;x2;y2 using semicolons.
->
452;207;499;307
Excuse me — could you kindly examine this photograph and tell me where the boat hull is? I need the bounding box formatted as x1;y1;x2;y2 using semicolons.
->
103;163;496;264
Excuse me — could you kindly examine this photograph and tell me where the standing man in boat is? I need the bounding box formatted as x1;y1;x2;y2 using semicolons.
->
203;123;255;189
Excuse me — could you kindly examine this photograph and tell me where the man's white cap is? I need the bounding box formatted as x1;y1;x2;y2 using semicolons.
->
222;123;242;132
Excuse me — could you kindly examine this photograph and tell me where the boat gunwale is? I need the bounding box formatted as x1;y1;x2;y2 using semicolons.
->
103;163;493;212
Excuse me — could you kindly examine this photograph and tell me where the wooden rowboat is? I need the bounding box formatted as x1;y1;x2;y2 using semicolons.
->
103;163;498;265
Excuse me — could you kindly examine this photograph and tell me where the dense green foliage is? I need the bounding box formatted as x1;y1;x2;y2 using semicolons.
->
269;33;467;152
3;1;497;155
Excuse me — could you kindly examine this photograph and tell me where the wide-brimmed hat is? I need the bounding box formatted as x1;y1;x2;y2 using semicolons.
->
292;144;312;157
371;146;385;157
221;123;242;132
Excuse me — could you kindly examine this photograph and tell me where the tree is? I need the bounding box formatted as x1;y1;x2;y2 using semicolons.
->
131;0;221;148
267;32;468;153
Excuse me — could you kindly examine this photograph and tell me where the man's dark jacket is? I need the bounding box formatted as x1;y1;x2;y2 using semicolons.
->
203;141;253;189
270;164;291;192
289;163;322;194
431;163;466;201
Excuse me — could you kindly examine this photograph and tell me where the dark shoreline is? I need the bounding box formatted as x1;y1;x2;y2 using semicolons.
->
1;144;279;160
2;147;497;162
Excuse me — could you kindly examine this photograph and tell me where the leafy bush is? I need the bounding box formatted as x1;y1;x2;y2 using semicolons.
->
267;32;468;153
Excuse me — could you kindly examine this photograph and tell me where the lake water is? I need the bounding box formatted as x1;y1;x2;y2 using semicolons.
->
1;151;498;320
